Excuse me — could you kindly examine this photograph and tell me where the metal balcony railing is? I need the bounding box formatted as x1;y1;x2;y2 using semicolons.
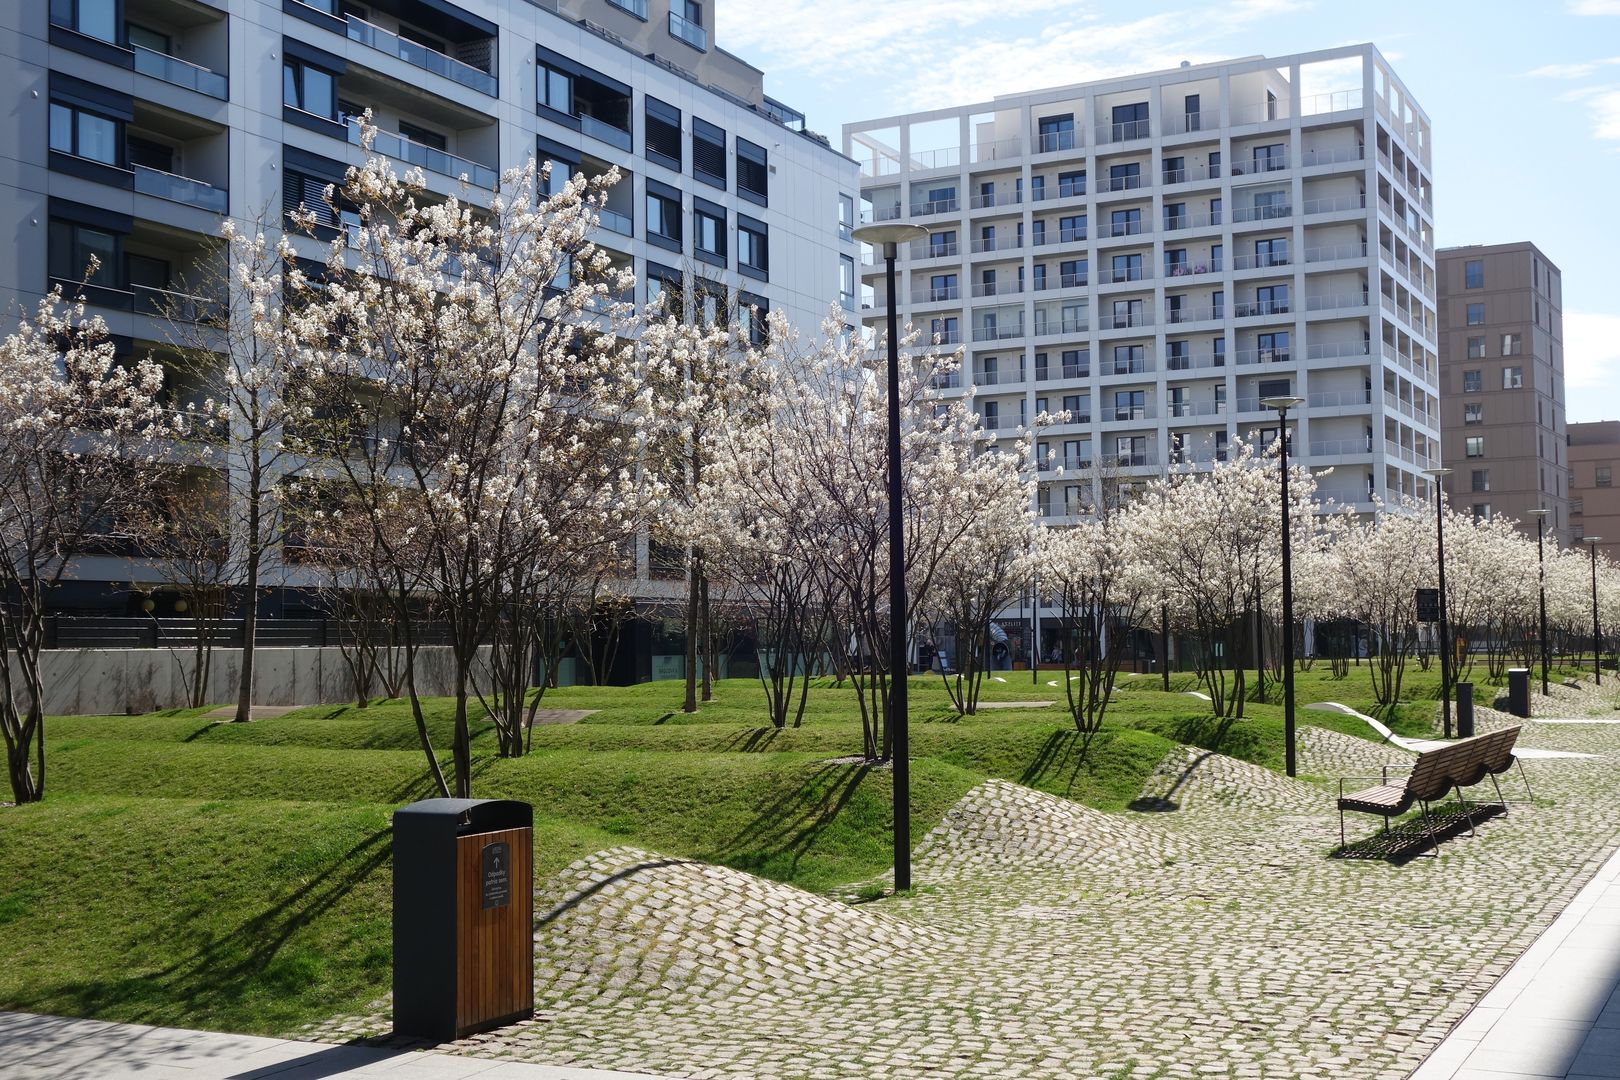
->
668;10;708;49
345;14;496;95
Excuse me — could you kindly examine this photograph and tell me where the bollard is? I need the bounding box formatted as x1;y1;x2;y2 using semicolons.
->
1455;682;1474;738
1506;668;1531;720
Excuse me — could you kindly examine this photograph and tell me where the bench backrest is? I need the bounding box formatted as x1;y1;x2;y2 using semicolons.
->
1406;727;1520;802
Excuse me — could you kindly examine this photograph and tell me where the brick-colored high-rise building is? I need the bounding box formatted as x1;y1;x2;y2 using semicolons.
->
1570;421;1620;561
1437;242;1568;541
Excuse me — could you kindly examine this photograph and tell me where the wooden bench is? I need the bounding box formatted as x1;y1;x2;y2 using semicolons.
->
1337;726;1529;847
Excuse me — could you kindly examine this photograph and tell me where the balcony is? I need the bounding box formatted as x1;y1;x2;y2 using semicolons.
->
1231;155;1291;176
1303;194;1366;216
1232;347;1290;365
1035;272;1089;292
1231;251;1291;271
1167;400;1229;419
133;284;225;324
1034;363;1090;382
913;283;961;303
972;321;1026;342
668;10;708;50
1163;211;1222;233
1165;305;1223;324
1102;119;1152;144
134;165;228;213
1165;353;1226;372
349;118;497;188
1036;130;1079;154
973;366;1025;386
133;46;228;99
1305;293;1369;313
1307;389;1372;409
343;14;496;96
1097;310;1152;331
1234;299;1291;318
1097;265;1151;285
969;191;1022;210
1033;317;1089;337
910;196;959;216
1033;182;1088;203
971;280;1023;299
1099;219;1149;239
1305;242;1368;263
908;240;961;260
1306;342;1372;361
970;235;1024;255
1232;203;1292;224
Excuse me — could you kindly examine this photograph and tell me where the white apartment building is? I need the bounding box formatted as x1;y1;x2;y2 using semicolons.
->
844;44;1439;522
2;0;856;655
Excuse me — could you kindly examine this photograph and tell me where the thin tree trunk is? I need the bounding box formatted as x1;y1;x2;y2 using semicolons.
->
683;548;700;713
699;568;713;702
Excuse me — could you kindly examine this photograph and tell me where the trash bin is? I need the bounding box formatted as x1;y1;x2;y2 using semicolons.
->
393;798;534;1042
1506;667;1531;720
1455;682;1474;738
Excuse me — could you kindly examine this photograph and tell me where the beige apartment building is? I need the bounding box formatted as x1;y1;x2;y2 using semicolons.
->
1570;422;1620;561
1437;242;1568;540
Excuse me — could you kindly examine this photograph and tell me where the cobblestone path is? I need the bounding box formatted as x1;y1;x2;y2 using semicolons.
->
311;709;1620;1080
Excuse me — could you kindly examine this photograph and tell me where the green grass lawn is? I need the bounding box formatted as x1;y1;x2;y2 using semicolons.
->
0;660;1563;1036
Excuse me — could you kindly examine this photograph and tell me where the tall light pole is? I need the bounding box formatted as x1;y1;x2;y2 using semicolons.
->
1586;536;1604;686
851;221;928;892
1528;508;1552;696
1423;467;1454;738
1262;396;1304;777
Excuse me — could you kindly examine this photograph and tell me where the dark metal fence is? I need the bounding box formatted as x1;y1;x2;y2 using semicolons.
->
41;616;453;650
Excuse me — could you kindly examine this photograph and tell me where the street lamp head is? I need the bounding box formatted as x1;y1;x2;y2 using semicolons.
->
1423;467;1453;478
1259;395;1305;413
1585;536;1604;546
851;223;929;248
1528;508;1552;517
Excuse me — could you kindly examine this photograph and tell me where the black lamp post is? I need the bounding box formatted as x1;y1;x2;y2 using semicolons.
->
1424;467;1454;738
1262;395;1304;777
1528;508;1552;696
1586;536;1604;686
851;221;928;892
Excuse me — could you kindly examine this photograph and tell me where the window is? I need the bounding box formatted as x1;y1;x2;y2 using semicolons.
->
1599;467;1613;488
1465;259;1484;289
1059;258;1087;287
1184;94;1201;130
48;102;119;165
283;59;337;119
1503;366;1523;389
1465;436;1485;458
1472;504;1491;522
1253;285;1289;315
738;216;768;279
645;97;681;169
1059;214;1086;242
538;60;572;115
692;118;726;188
1208;151;1222;179
1037;114;1075;153
1502;332;1522;356
737;139;768;206
645;183;682;250
1057;170;1085;197
1466;302;1485;326
1471;469;1490;493
1163;156;1185;184
1061;349;1089;379
1257;331;1289;362
1463;369;1482;393
1113;389;1145;420
48;219;120;288
1110;253;1142;282
54;0;118;42
1467;336;1485;359
1165;248;1188;275
1108;208;1140;236
1464;402;1483;425
1164;203;1186;232
1108;162;1141;191
1111;345;1145;377
1254;237;1288;268
840;256;855;310
1252;143;1287;172
1110;101;1149;141
693;199;725;266
646;263;683;318
837;192;854;240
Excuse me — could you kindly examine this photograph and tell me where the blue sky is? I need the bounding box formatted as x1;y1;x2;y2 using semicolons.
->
718;0;1620;422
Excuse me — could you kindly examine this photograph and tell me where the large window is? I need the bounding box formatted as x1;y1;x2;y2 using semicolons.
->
840;255;855;310
693;199;726;266
645;97;681;169
645;183;682;251
1464;402;1483;425
283;59;337;119
1503;366;1523;389
52;0;118;42
692;118;726;188
538;61;572;115
1465;259;1484;289
1466;302;1485;326
1110;101;1150;141
1037;114;1075;153
48;219;119;288
48;102;119;165
1467;335;1485;359
1465;436;1485;458
1502;332;1522;356
1471;469;1490;493
739;291;769;347
738;216;768;279
737;139;768;206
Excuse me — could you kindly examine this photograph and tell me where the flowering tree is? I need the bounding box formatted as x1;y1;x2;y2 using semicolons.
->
160;221;301;723
292;136;658;794
1317;498;1430;705
1041;509;1157;744
0;288;167;802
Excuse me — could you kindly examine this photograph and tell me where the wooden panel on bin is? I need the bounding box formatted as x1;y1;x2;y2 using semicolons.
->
454;827;534;1036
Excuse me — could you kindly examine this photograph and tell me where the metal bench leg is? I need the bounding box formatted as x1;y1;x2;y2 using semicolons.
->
1339;807;1345;848
1516;759;1534;802
1490;774;1508;813
1455;784;1476;836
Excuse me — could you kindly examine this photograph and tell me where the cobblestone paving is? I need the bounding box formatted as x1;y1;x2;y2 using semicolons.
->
310;717;1620;1080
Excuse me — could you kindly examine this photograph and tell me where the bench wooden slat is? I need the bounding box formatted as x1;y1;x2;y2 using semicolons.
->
1337;727;1522;842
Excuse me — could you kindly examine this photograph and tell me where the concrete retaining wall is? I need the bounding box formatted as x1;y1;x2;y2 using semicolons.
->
31;646;486;715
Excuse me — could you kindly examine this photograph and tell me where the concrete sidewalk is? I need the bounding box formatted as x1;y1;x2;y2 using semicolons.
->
1411;841;1620;1080
0;1012;682;1080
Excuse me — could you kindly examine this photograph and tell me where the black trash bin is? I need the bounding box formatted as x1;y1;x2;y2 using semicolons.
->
393;798;534;1042
1455;682;1474;738
1507;668;1531;720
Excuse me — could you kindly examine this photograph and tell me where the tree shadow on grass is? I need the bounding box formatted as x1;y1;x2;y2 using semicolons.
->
712;761;871;881
1018;728;1119;800
722;728;780;753
15;828;392;1032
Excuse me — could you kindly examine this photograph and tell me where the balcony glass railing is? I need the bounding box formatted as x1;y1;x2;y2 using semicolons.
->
607;0;649;16
132;284;226;324
598;207;633;236
346;15;497;96
349;119;497;188
579;113;633;152
132;45;228;99
133;165;228;213
668;11;708;50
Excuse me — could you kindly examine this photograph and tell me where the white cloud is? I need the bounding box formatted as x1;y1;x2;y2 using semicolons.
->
1564;312;1620;402
1527;57;1620;79
1569;0;1620;13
